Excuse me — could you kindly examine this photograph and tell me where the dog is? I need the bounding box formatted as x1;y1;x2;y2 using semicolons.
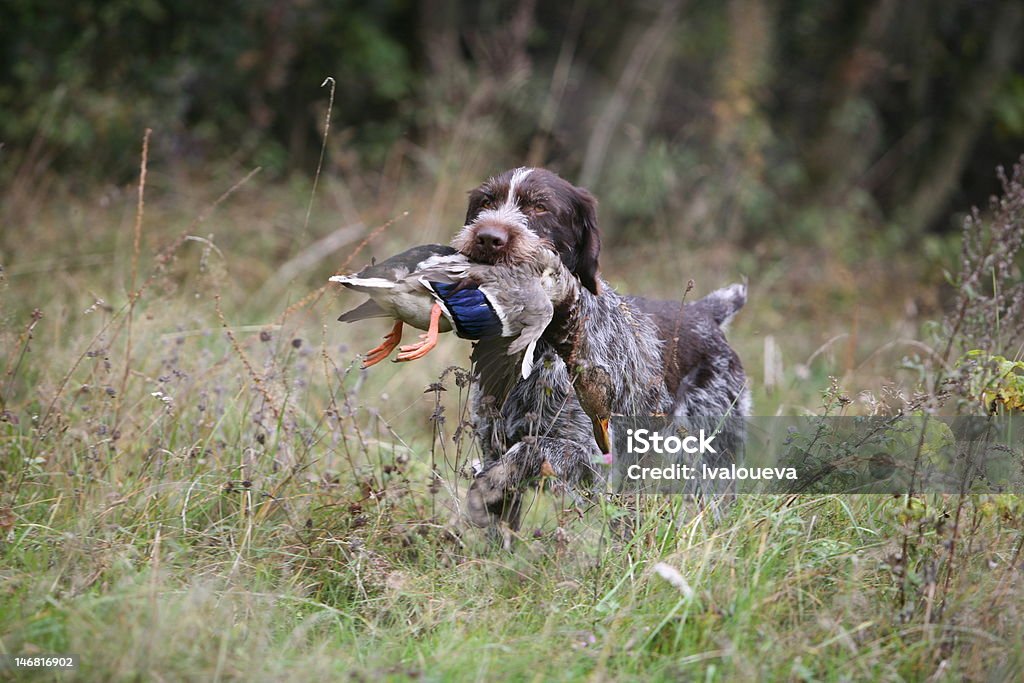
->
452;167;750;530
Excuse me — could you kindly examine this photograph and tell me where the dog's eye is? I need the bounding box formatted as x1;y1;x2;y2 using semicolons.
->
533;203;548;214
480;197;494;210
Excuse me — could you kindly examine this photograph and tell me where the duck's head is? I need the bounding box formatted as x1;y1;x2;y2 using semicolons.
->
572;363;615;454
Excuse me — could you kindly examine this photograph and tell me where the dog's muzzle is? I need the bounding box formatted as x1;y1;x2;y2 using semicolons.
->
470;223;510;262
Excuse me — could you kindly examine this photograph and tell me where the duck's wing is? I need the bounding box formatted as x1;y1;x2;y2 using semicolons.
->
329;273;399;294
415;257;473;286
503;294;552;379
423;279;504;340
473;275;553;378
330;244;461;294
337;298;389;323
469;336;524;408
354;244;458;279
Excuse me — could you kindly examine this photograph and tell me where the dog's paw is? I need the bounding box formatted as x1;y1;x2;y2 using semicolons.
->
465;462;525;530
465;463;508;527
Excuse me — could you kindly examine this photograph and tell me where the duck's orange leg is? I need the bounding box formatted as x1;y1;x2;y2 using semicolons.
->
395;303;443;362
362;320;404;368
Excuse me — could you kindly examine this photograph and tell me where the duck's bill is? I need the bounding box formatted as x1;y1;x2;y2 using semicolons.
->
594;417;612;454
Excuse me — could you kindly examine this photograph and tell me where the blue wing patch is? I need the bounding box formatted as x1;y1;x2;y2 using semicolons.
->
429;282;503;339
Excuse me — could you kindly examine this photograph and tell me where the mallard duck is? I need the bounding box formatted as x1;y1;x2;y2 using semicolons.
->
330;244;464;366
330;243;574;377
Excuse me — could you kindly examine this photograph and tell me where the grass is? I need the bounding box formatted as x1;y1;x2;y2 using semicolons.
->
1;158;1022;682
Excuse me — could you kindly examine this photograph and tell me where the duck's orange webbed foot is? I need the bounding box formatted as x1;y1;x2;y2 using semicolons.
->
362;320;404;368
395;303;443;362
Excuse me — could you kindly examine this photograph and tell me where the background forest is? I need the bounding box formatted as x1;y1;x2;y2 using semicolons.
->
5;0;1024;241
2;1;1024;681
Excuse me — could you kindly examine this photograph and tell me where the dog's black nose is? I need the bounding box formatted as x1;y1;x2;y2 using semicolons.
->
474;225;508;254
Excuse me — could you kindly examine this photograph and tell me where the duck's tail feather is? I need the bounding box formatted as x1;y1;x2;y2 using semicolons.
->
338;298;389;323
328;275;396;294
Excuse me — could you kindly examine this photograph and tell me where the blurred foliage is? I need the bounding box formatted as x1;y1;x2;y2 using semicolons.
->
0;0;416;179
958;351;1024;414
2;0;1024;242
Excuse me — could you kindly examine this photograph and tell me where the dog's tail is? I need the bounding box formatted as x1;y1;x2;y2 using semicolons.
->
695;280;747;329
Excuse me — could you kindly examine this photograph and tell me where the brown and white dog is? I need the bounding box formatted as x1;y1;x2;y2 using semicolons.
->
453;167;750;530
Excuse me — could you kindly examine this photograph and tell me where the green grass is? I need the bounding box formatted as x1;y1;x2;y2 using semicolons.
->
1;168;1022;681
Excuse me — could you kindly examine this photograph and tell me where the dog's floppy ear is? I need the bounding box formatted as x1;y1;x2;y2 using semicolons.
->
572;185;602;295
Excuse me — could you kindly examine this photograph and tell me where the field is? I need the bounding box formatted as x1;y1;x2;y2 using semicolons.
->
2;154;1023;681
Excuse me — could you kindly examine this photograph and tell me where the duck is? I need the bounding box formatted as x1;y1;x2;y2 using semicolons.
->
330;243;574;377
330;244;465;366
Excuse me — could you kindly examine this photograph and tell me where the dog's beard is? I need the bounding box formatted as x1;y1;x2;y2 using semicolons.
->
451;222;553;266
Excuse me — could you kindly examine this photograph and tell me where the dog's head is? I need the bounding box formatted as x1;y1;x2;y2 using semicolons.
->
452;167;602;294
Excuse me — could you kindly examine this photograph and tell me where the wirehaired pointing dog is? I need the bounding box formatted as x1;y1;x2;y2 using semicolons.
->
454;168;750;529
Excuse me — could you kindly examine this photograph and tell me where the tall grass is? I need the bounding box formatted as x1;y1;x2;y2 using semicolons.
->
1;146;1022;681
